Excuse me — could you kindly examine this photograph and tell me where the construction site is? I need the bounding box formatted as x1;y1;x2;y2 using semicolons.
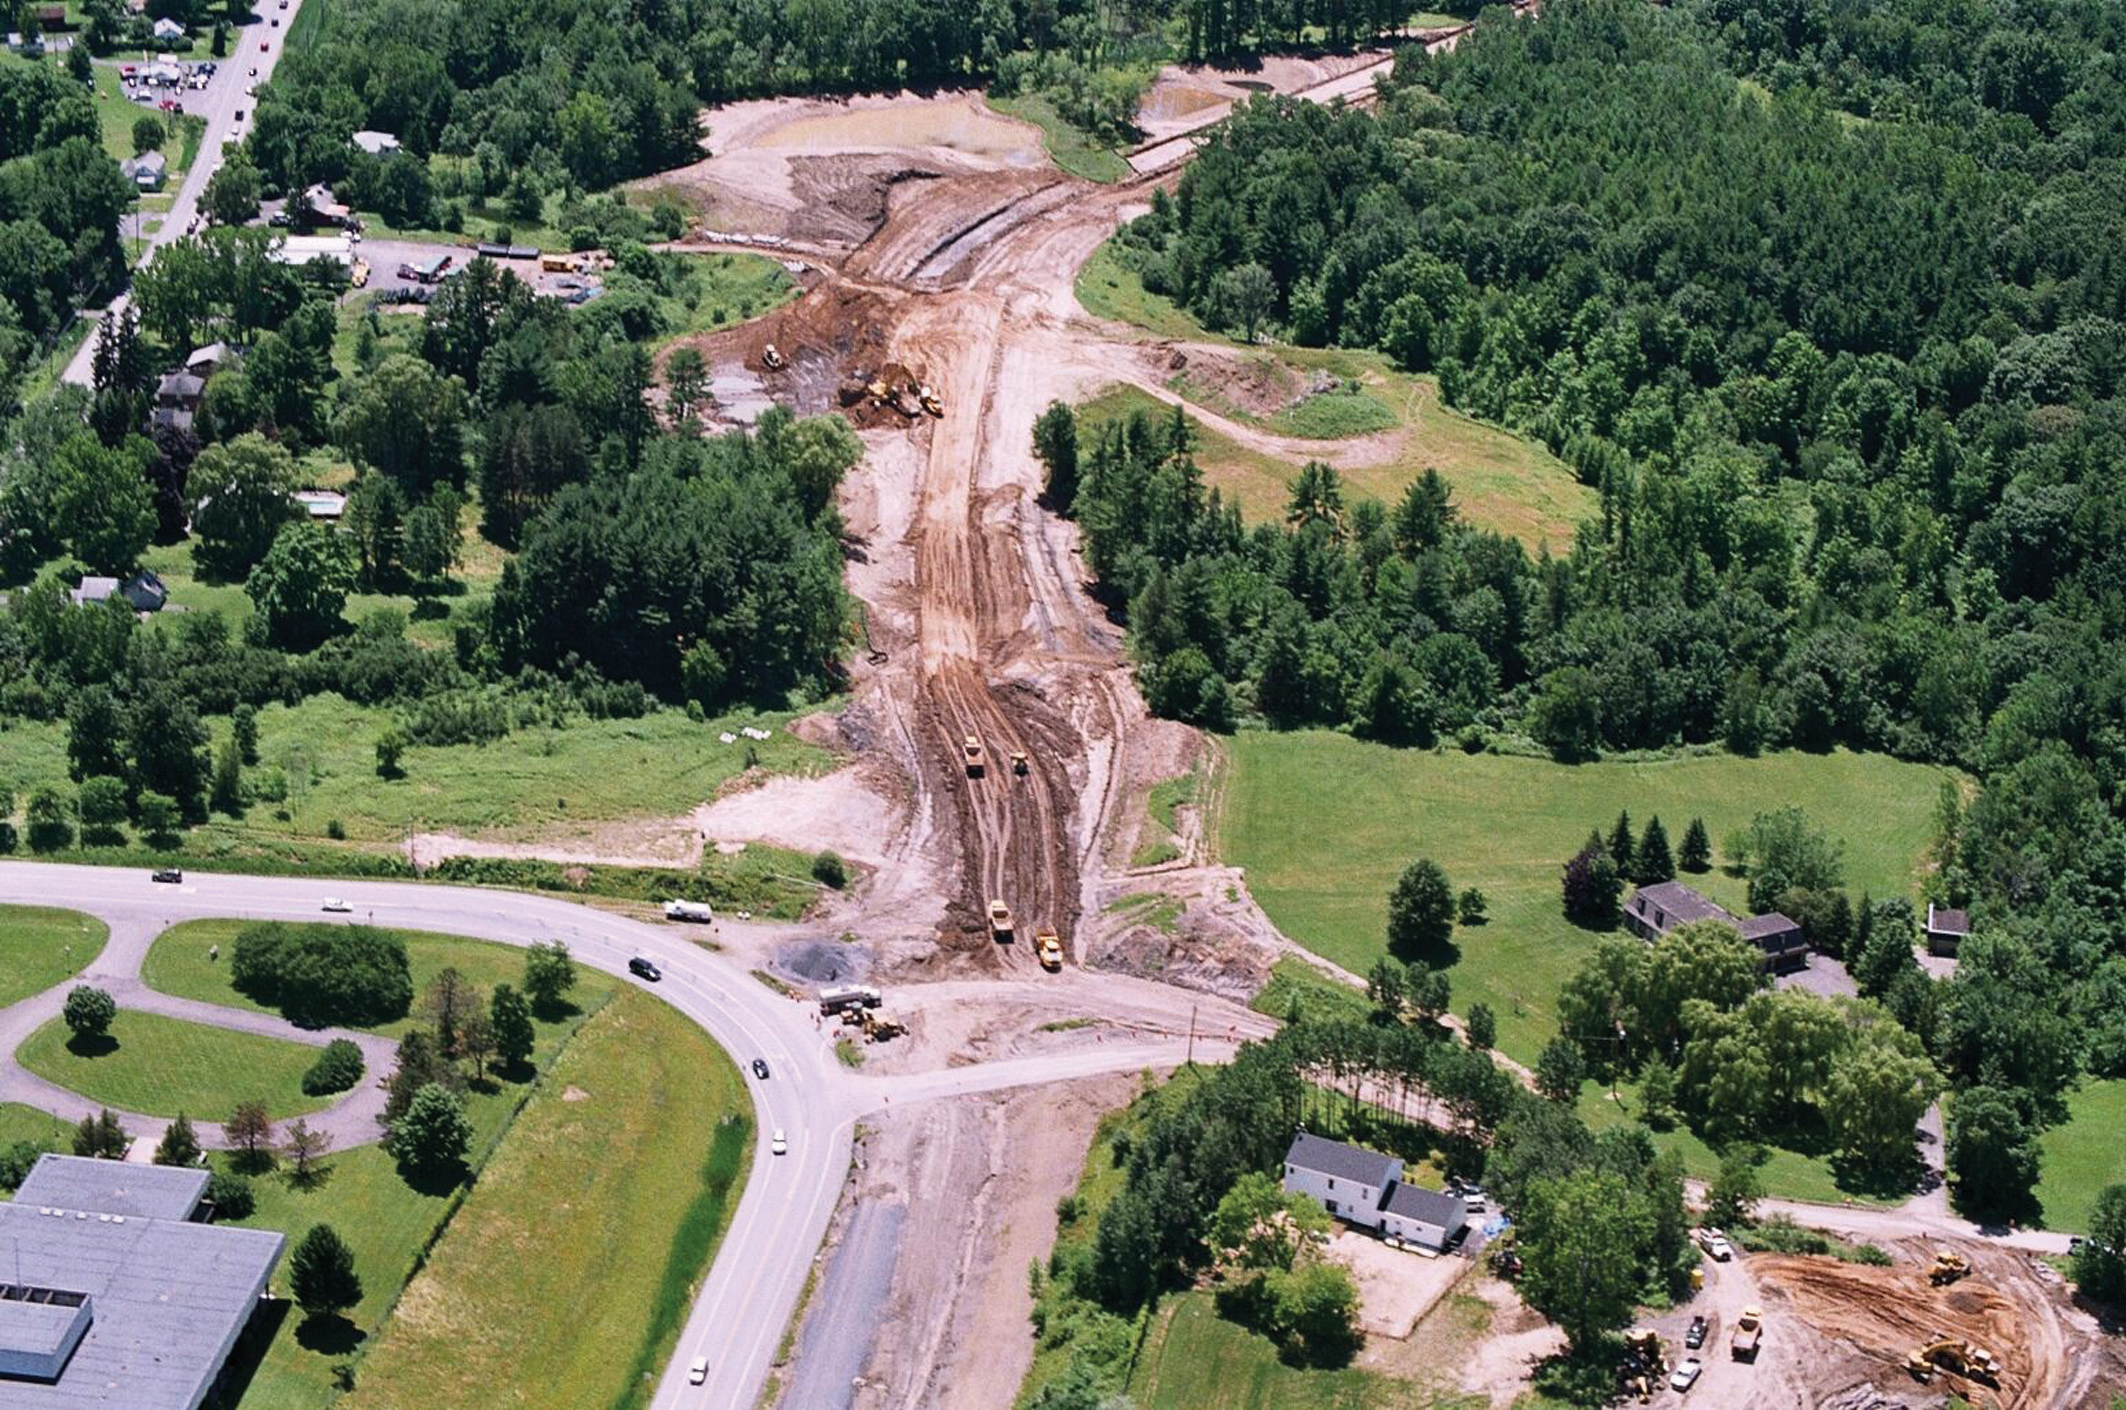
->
605;32;2126;1410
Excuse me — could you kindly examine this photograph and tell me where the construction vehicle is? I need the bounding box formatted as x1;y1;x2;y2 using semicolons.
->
1905;1336;2000;1385
350;258;370;288
1036;927;1062;970
762;342;786;370
988;899;1014;941
818;983;883;1015
1729;1306;1762;1362
839;1006;906;1042
1011;750;1028;776
1928;1250;1972;1285
1620;1329;1664;1403
918;383;943;416
963;735;985;776
866;377;892;404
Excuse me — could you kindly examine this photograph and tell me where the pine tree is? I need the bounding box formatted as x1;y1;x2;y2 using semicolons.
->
154;1112;201;1167
210;736;243;816
1636;816;1674;884
489;984;535;1073
1607;810;1635;877
289;1224;362;1317
1679;817;1712;872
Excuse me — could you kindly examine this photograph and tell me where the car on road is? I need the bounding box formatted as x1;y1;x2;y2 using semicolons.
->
1669;1357;1702;1392
1685;1315;1708;1349
151;868;183;884
771;1129;787;1156
1695;1228;1733;1261
321;898;351;912
628;956;662;982
687;1357;708;1385
751;1058;770;1080
249;66;257;75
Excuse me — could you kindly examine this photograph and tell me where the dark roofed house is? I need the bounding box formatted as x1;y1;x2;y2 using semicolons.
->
1623;879;1809;972
69;571;168;613
0;1154;283;1410
1925;904;1970;958
1378;1179;1469;1253
156;370;204;409
1281;1131;1469;1253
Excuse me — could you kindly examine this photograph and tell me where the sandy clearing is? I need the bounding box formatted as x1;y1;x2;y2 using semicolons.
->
691;766;902;867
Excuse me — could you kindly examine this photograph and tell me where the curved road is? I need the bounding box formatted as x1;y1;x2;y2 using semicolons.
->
0;862;1222;1409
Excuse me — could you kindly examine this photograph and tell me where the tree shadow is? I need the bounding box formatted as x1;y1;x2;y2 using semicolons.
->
65;1032;119;1059
491;1057;536;1086
293;1312;366;1356
1826;1153;1926;1201
394;1157;467;1197
286;1162;335;1193
530;997;581;1025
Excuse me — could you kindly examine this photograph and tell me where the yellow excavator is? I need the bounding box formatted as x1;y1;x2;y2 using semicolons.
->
1621;1328;1664;1402
1905;1336;2001;1385
1928;1250;1972;1285
919;383;943;417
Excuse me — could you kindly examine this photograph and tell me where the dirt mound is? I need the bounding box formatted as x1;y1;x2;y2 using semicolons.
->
1752;1254;2048;1408
776;939;871;986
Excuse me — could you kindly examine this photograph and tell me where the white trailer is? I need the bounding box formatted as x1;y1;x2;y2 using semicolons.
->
663;899;715;923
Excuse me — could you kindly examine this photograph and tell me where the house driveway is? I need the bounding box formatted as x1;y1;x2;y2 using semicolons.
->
0;913;396;1160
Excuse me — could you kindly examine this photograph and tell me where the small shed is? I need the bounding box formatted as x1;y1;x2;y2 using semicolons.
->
1925;903;1970;958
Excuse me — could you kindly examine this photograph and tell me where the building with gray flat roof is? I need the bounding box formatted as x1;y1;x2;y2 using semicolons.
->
13;1157;209;1222
0;1156;284;1409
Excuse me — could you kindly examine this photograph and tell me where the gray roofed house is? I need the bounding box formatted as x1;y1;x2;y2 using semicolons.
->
1378;1179;1469;1252
184;342;229;376
121;150;167;191
1623;879;1808;971
68;571;168;613
150;14;183;38
0;1155;284;1410
14;1159;208;1222
1926;903;1971;958
1282;1132;1470;1253
67;576;118;609
156;370;204;408
350;130;400;155
1285;1130;1399;1189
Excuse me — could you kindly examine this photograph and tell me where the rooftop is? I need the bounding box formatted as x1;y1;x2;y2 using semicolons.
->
1285;1131;1400;1188
1738;912;1800;940
1629;880;1737;927
15;1158;207;1222
1927;904;1971;935
1380;1179;1465;1227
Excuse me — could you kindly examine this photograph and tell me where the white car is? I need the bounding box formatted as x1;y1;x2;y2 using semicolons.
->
687;1356;708;1385
1670;1356;1703;1392
1695;1227;1734;1262
321;898;352;913
770;1129;787;1156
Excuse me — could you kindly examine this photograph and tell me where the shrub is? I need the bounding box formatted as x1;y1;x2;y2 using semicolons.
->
63;985;117;1040
811;849;848;889
205;1168;256;1219
231;922;413;1028
0;1139;53;1189
301;1038;366;1096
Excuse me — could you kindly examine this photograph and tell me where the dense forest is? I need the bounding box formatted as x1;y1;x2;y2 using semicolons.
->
0;66;135;409
1040;0;2126;1224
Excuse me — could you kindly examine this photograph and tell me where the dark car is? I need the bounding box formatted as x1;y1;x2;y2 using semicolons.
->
627;956;662;982
751;1059;770;1080
1685;1315;1708;1350
152;867;183;884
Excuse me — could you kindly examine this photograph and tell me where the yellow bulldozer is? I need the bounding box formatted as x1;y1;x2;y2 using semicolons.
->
1620;1328;1664;1402
762;342;786;371
918;383;943;417
1905;1336;2001;1385
1928;1250;1972;1285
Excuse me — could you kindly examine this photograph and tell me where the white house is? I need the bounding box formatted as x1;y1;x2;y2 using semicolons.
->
1281;1131;1469;1253
351;129;401;156
150;15;184;41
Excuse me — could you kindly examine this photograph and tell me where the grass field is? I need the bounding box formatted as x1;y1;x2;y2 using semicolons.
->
988;92;1134;183
338;991;749;1410
2037;1079;2126;1234
16;1009;332;1121
658;251;798;345
1128;1293;1420;1410
1576;1080;1894;1207
0;1102;71;1155
1074;241;1588;548
212;939;618;1408
1220;736;1953;1065
0;905;108;1007
146;920;579;1039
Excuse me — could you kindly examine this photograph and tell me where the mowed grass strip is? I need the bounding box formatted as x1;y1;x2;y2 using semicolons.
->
0;1102;72;1154
0;905;108;1007
1220;735;1951;1064
145;920;579;1040
2037;1078;2126;1234
339;990;750;1410
1127;1292;1412;1410
16;1010;332;1121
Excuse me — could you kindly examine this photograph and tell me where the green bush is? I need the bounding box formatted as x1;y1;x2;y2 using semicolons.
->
231;923;413;1029
205;1168;255;1219
301;1038;366;1095
811;849;848;889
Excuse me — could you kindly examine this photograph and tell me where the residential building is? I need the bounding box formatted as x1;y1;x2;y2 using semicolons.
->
1925;903;1970;958
150;15;184;41
0;1154;285;1409
69;571;168;613
155;369;204;410
350;130;401;156
1280;1131;1468;1253
1622;879;1806;971
184;342;230;377
121;151;167;192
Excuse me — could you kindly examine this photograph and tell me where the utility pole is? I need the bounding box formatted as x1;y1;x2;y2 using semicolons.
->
1185;1004;1197;1066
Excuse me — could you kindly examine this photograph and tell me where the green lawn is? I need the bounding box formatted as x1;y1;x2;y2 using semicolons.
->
1220;736;1953;1065
1076;240;1219;340
339;991;749;1410
144;920;609;1040
212;964;617;1408
16;1009;332;1121
0;1102;71;1155
1129;1293;1422;1410
0;905;108;1007
1576;1080;1896;1207
988;92;1134;183
2037;1079;2126;1234
655;251;799;347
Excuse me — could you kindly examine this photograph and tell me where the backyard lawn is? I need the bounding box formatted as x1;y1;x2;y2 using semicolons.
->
16;1009;331;1121
1220;736;1954;1065
0;905;108;1007
339;991;749;1410
2037;1078;2126;1234
0;1102;72;1154
1128;1293;1423;1410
